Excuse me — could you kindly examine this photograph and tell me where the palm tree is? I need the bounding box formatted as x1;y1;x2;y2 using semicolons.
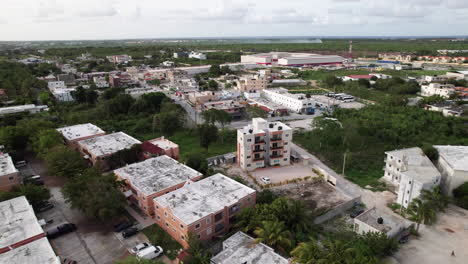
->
420;186;450;212
285;199;313;234
407;198;437;232
291;239;324;264
254;220;292;254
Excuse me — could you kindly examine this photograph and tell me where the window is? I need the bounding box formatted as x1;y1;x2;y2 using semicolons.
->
197;234;201;239
247;139;251;142
284;142;288;145
215;212;223;222
247;198;251;202
180;224;184;229
156;205;159;209
206;218;211;224
215;223;225;233
247;164;251;167
164;211;168;216
284;158;287;161
407;191;410;194
247;156;251;159
285;134;289;137
206;227;212;235
409;181;412;184
165;222;169;227
405;200;408;203
9;176;14;180
195;223;201;229
181;235;185;240
397;168;400;171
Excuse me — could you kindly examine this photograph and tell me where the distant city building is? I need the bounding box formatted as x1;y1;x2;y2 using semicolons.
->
237;118;292;171
0;104;49;116
434;145;468;196
57;123;106;149
106;55;132;64
0;153;20;191
188;51;207;60
421;83;455;98
354;207;410;238
271;79;307;86
262;88;314;114
237;75;268;91
211;231;289;264
153;173;256;248
241;52;344;66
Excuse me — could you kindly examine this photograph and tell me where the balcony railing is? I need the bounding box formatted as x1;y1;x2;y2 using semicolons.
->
253;148;265;152
271;145;283;150
270;154;283;158
254;138;266;144
270;137;282;142
253;157;265;161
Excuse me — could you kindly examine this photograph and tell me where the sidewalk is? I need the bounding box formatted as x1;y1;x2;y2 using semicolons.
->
125;206;154;229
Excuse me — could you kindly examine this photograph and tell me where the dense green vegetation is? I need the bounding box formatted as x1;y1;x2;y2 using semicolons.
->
142;224;183;260
0;61;47;101
294;106;468;187
453;182;468;209
0;184;51;207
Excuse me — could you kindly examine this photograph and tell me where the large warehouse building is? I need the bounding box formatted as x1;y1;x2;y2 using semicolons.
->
241;52;344;66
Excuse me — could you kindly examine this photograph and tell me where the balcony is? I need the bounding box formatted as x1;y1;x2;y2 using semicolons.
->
270;137;282;142
253;148;265;153
254;138;266;144
253;156;265;161
271;145;283;150
270;153;283;159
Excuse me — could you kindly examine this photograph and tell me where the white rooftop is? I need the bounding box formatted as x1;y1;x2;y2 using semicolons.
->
149;137;178;151
434;145;468;171
154;173;255;225
57;123;105;141
0;105;48;115
0;153;18;176
114;155;202;196
0;196;44;249
355;207;408;234
240;118;291;135
211;231;288;264
78;132;141;157
385;147;441;183
0;237;59;264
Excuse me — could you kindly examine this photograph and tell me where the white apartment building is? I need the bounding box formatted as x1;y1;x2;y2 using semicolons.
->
237;118;292;171
262;88;314;114
236;75;268;91
421;83;455;98
423;75;449;83
52;88;76;102
434;145;468;196
47;81;66;91
188;51;207;60
383;147;441;208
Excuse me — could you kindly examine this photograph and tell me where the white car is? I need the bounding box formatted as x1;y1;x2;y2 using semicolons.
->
261;177;271;184
129;242;150;254
137;246;164;259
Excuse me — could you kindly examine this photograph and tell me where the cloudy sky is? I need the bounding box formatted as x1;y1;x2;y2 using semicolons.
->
0;0;467;40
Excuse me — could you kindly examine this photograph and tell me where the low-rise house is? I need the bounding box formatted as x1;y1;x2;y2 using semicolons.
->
0;196;59;263
153;173;256;248
0;153;20;191
187;91;218;105
383;147;441;208
52;88;76;102
188;51;207;60
421;83;455;98
271;79;307;86
57;74;76;86
434;145;468;196
446;71;468;80
211;231;289;264
47;81;66;91
354;207;410;238
202;100;246;120
57;123;106;149
77;132;141;169
141;137;180;160
342;75;372;81
114;155;202;216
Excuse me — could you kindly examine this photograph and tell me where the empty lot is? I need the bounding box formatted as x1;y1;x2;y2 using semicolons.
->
253;164;318;184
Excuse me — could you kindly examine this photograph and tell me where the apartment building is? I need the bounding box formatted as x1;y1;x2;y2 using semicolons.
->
236;75;268;91
421;83;455;98
434;145;468;196
0;196;59;263
153;173;256;248
237;118;292;171
262;88;314;114
57;123;106;149
47;81;66;91
383;147;441;208
141;137;180;160
423;75;449;83
188;51;207;60
211;231;289;264
106;55;132;64
0;104;49;116
77;132;141;169
0;153;20;191
114;155;203;216
354;207;410;238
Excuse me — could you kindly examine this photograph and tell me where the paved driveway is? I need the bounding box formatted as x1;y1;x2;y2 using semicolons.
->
253;164;317;184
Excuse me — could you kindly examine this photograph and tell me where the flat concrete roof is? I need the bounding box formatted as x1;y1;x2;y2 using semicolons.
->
434;145;468;171
57;123;105;141
385;147;441;183
0;237;59;264
0;153;18;176
211;231;288;264
355;207;407;234
148;137;178;151
154;173;255;225
78;132;141;157
0;196;44;249
114;155;202;196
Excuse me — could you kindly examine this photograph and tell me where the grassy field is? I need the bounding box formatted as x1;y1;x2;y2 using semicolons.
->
142;224;182;260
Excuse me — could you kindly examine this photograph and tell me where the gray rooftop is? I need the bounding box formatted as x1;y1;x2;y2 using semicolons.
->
114;155;202;196
434;145;468;171
0;153;18;176
385;147;441;183
154;173;255;225
78;132;141;157
0;237;59;264
0;196;44;249
355;207;408;234
211;231;289;264
57;123;105;141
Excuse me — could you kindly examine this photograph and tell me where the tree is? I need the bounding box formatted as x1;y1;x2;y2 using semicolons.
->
38;91;51;105
453;182;468;209
357;232;399;258
208;80;218;90
107;144;142;170
322;76;343;88
421;144;439;162
0;184;51;206
254;220;293;253
32;129;63;157
62;168;126;220
104;94;135;115
407;198;437;232
0;126;28;152
208;64;221;76
153;111;183;136
358;78;371;88
44;146;87;178
185;152;208;174
198;124;218;150
420;186;449;212
291;239;324;264
185;233;211;264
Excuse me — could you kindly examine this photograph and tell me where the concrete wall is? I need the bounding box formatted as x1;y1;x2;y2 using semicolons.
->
0;172;21;191
314;196;361;225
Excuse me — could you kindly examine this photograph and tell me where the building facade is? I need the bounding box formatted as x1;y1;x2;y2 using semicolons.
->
421;83;455;98
141;137;180;160
354;208;409;238
237;75;268;91
434;145;468;196
0;153;20;191
237;118;292;171
262;88;314;114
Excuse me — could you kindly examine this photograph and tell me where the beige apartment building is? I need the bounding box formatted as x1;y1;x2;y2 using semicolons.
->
236;75;268;91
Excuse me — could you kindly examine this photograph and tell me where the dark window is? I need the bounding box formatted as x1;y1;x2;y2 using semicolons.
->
247;156;251;159
229;204;240;215
195;223;200;229
215;222;225;233
215;212;223;222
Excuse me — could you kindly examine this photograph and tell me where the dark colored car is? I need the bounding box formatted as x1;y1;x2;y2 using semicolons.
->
122;227;138;238
34;202;54;213
47;223;77;239
350;209;365;218
114;221;133;232
62;258;78;264
24;175;45;186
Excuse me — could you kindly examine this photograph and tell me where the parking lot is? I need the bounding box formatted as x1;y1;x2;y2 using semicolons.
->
252;164;318;184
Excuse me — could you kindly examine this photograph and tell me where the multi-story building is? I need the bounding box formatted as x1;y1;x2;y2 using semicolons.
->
262;88;314;114
237;118;292;171
153;173;256;248
188;51;207;60
109;72;133;88
236;75;268;91
141;137;180;160
423;75;449;83
114;155;203;216
0;153;20;191
0;196;59;263
434;145;468;196
383;147;441;208
166;69;190;83
211;231;289;264
354;207;410;238
57;123;106;149
52;88;76;102
77;132;141;169
47;81;66;91
421;83;455;98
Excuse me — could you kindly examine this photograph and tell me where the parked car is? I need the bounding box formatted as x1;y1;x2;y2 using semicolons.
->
136;245;163;259
130;242;151;254
15;160;27;167
114;221;133;232
350;209;365;218
122;227;139;238
47;223;77;239
34;202;54;213
62;258;78;264
261;177;271;184
24;175;44;186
